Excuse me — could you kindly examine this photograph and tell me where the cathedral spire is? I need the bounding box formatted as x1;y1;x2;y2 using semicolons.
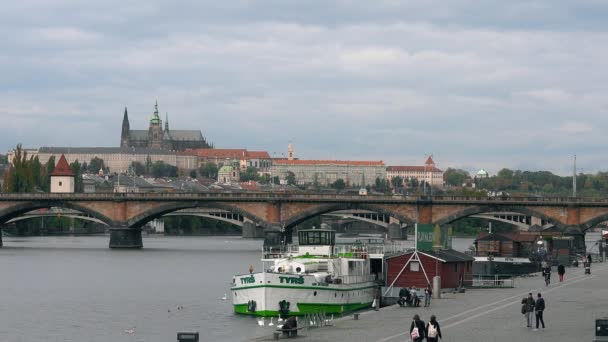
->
120;107;130;147
165;112;169;131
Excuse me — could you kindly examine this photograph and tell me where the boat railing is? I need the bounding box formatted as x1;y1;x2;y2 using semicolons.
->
464;274;515;288
336;274;376;284
262;241;413;259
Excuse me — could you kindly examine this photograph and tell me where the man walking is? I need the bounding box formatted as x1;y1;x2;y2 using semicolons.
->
522;293;536;328
535;293;546;330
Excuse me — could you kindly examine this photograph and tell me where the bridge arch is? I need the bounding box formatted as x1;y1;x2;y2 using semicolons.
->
0;201;115;227
434;205;563;229
284;203;416;230
127;201;266;228
580;213;608;232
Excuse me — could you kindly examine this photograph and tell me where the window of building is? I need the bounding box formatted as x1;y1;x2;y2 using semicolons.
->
454;263;458;272
410;261;420;272
59;181;62;186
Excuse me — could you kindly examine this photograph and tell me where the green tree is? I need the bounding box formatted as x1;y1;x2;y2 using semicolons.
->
189;170;197;179
240;166;258;182
69;160;84;192
286;171;296;185
333;178;346;190
390;176;403;189
2;144;35;193
444;168;469;187
131;161;146;176
151;161;177;178
87;157;105;174
145;155;152;174
199;162;219;179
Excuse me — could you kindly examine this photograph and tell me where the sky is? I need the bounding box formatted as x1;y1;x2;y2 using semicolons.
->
1;0;607;175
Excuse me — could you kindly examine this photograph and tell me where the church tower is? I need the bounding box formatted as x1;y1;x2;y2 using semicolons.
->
148;100;164;149
288;142;294;161
120;107;130;148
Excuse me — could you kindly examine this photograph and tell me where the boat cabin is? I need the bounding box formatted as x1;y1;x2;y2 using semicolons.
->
297;228;335;257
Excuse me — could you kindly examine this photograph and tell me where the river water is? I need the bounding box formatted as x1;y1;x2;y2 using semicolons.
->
0;232;602;342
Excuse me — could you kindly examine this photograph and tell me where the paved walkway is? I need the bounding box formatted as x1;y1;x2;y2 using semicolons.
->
253;262;608;341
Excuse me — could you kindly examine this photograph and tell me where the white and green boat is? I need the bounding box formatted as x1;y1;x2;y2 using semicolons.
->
231;228;381;317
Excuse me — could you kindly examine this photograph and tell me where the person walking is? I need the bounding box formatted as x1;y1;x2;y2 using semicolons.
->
557;264;565;282
521;293;536;328
534;293;546;330
424;285;432;307
409;314;426;342
426;315;442;341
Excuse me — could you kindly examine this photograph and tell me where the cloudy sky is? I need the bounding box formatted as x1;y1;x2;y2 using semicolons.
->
2;1;607;175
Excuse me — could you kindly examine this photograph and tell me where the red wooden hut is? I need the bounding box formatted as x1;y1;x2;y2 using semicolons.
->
386;249;474;290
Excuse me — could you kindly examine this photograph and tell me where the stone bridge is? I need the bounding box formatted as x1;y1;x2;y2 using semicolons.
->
2;193;608;248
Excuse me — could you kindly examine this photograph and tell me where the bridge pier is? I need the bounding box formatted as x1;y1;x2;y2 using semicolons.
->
387;223;406;240
109;227;143;249
242;221;264;239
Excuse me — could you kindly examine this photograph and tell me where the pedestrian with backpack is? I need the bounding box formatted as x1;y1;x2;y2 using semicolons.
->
426;315;442;341
521;293;536;328
534;293;546;330
409;314;426;342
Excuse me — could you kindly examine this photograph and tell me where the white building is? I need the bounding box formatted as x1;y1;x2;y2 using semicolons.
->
50;154;75;193
386;156;444;188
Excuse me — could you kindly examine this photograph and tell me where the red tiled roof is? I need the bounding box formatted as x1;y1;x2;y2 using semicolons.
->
425;156;435;165
387;166;442;172
187;148;271;160
274;159;384;166
247;151;271;159
51;154;74;177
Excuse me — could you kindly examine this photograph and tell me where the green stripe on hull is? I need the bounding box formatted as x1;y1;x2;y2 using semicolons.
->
232;284;378;291
234;302;372;317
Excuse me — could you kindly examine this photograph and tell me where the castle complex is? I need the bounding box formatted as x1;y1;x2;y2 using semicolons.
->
120;102;212;151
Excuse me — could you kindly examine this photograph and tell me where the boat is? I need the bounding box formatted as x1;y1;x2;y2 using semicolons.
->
231;228;381;317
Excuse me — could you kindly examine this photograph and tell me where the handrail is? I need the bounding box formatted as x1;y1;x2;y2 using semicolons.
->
1;192;608;205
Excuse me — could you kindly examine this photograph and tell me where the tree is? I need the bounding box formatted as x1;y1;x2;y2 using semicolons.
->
88;157;105;174
444;168;469;187
408;177;419;188
189;170;197;179
390;176;403;189
240;166;258;182
131;161;146;176
199;162;219;179
312;173;320;190
151;161;177;178
145;155;152;175
286;171;296;185
2;144;35;193
69;160;84;193
332;178;346;190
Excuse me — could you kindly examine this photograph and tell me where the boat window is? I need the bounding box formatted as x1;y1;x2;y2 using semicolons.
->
410;261;420;272
313;291;317;296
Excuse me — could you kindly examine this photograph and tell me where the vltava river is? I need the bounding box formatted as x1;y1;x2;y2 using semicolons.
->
0;232;601;341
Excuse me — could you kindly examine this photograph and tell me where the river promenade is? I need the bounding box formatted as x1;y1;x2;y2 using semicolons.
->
254;262;608;341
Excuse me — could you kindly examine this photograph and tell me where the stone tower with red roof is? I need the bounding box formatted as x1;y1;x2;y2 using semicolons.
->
50;154;75;193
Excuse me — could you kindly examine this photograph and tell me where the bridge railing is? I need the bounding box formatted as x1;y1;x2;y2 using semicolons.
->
2;192;608;204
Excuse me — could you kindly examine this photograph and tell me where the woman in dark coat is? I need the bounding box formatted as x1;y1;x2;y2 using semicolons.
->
426;315;443;341
409;314;426;342
557;264;565;282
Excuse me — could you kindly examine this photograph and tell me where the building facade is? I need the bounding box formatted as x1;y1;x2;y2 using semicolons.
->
35;147;187;174
271;159;386;186
120;102;212;151
386;156;444;188
268;143;385;186
191;148;272;170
